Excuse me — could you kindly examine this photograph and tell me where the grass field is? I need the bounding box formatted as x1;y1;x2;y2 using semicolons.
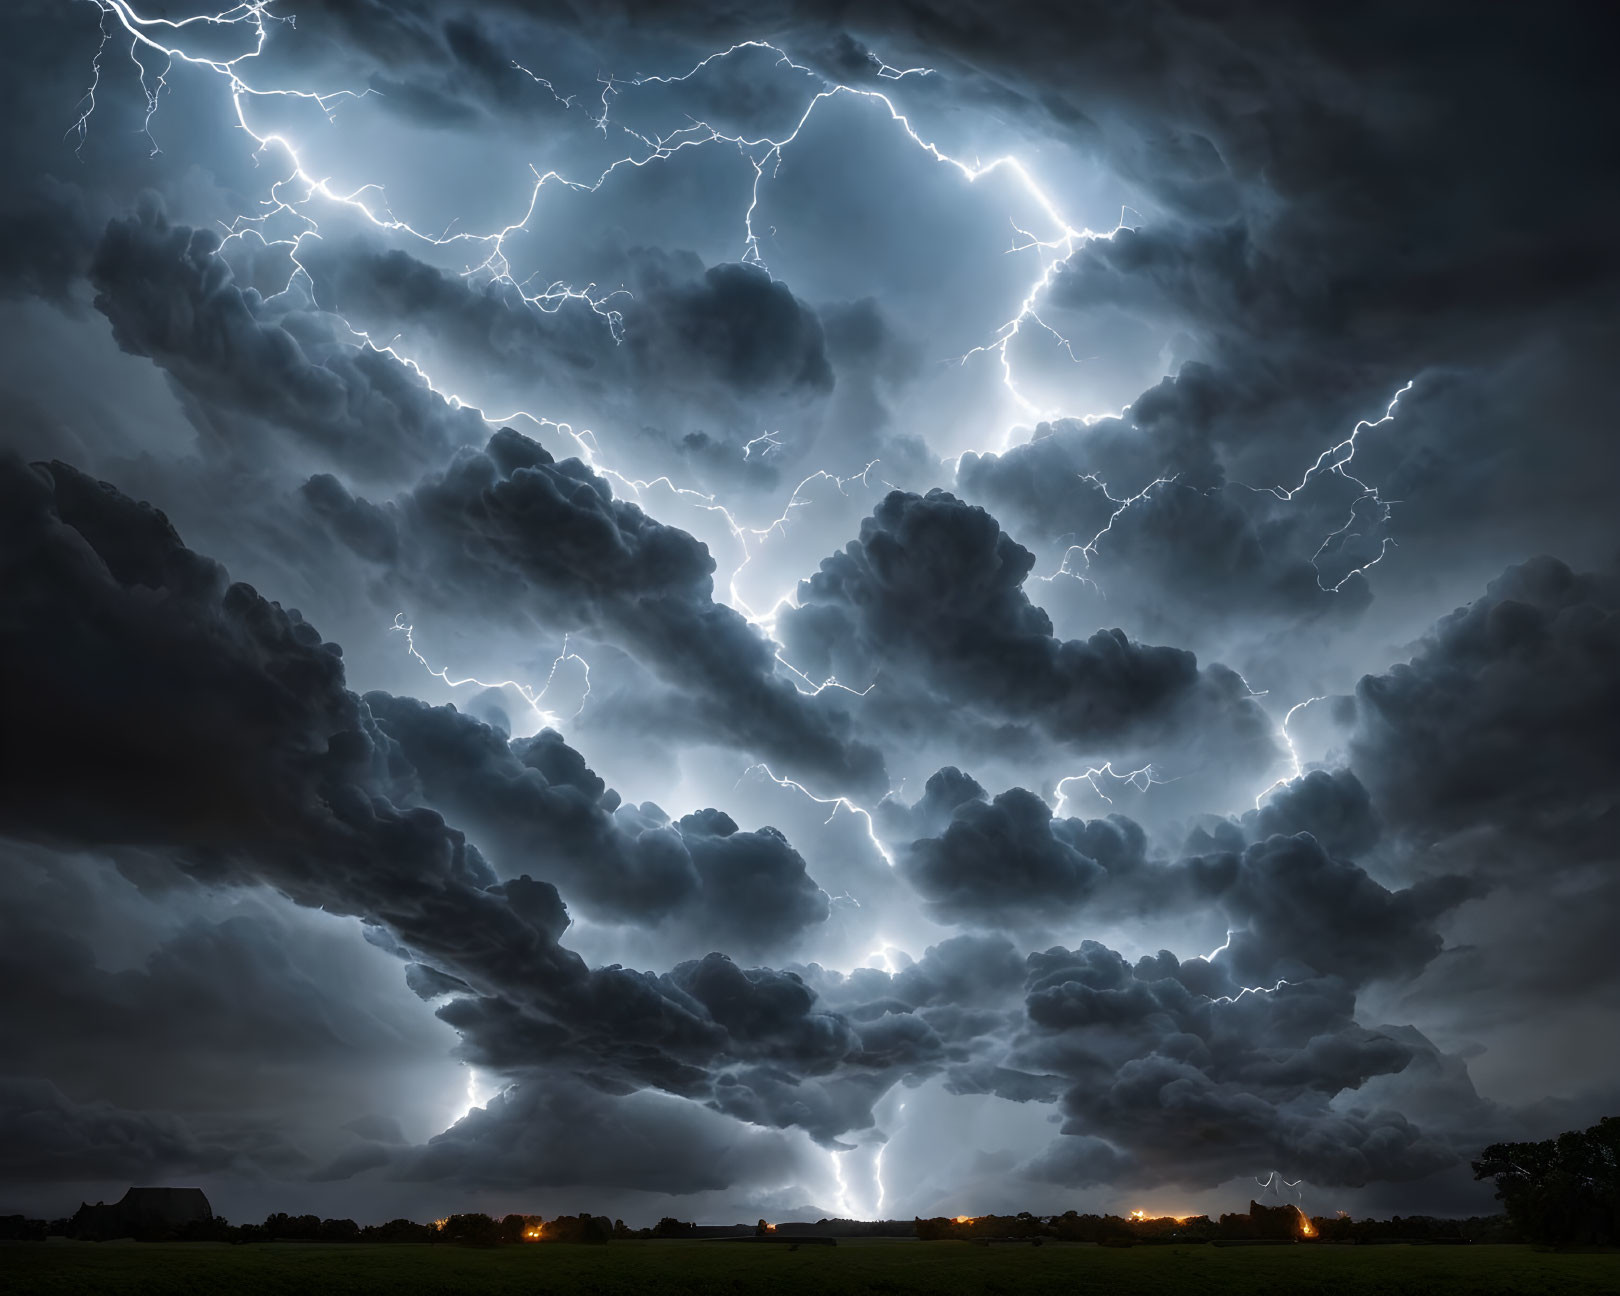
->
5;1238;1617;1295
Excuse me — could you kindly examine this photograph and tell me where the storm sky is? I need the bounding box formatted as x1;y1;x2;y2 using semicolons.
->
1;0;1615;1226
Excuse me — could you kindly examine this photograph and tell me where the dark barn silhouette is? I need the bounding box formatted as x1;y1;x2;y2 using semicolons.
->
70;1187;212;1240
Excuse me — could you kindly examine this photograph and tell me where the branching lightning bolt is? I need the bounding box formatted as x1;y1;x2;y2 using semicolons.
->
1254;1170;1305;1202
390;614;590;732
737;763;895;869
1196;930;1296;1003
1251;694;1327;811
1037;473;1181;591
1053;761;1173;811
1239;380;1415;593
69;3;1250;827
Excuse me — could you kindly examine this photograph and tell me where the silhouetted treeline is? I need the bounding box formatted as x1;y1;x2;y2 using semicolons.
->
776;1216;915;1237
3;1205;1526;1247
14;1115;1612;1249
19;1210;630;1245
1473;1115;1619;1247
913;1204;1520;1245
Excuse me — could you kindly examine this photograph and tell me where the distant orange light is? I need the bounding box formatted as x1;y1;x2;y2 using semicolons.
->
765;1224;776;1232
1129;1209;1147;1221
954;1215;972;1224
523;1225;544;1241
1295;1207;1316;1238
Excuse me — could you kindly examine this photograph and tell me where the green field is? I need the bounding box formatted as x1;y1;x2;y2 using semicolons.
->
5;1238;1617;1296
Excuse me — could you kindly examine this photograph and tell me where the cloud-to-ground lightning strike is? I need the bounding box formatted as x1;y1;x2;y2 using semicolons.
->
390;614;590;733
872;1099;906;1217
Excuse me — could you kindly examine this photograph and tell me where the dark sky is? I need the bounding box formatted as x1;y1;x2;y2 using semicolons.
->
1;0;1615;1226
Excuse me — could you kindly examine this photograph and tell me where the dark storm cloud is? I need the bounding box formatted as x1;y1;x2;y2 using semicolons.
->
304;427;887;796
3;0;1614;1217
896;785;1150;928
0;456;911;1150
384;1078;807;1194
365;691;829;954
287;231;871;500
0;456;583;1023
0;450;1535;1194
89;207;489;483
0;849;463;1186
1244;768;1382;863
777;487;1279;776
1338;556;1620;1055
795;933;1043;1108
271;222;932;515
0;1077;307;1184
0;885;428;1109
885;766;1474;979
292;232;616;388
1017;945;1457;1190
1203;834;1479;992
1347;554;1620;850
955;364;1378;646
0;178;100;307
298;235;833;406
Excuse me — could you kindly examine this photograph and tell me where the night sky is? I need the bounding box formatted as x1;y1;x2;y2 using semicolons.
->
1;0;1616;1226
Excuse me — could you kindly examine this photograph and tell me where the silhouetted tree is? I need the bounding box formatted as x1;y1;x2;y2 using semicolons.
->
438;1212;501;1245
1473;1115;1620;1246
262;1212;322;1241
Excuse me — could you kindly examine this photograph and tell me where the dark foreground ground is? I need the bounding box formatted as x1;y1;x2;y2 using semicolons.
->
5;1238;1617;1295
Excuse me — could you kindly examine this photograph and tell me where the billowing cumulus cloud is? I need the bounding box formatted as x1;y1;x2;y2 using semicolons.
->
365;692;829;957
1018;947;1457;1190
295;235;843;488
886;767;1476;983
777;487;1281;797
1347;555;1620;850
90;207;490;485
303;427;888;796
954;364;1381;672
